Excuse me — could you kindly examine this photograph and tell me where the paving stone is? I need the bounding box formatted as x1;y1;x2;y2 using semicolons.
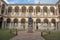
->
10;31;45;40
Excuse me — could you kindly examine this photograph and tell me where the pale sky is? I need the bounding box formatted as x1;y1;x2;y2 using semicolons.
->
4;0;59;4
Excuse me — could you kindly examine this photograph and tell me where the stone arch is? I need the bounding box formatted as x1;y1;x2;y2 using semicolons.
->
51;19;56;24
13;18;18;23
36;6;40;13
44;19;48;23
21;18;26;24
1;4;5;9
36;19;41;23
21;18;26;30
50;7;55;15
7;18;11;23
21;6;26;13
8;6;12;13
43;6;48;13
29;6;33;13
51;19;56;27
36;18;41;30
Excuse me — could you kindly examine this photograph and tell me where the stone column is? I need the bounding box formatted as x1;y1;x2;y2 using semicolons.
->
2;20;4;29
57;9;59;15
48;22;51;30
48;7;50;16
26;6;29;17
56;22;58;30
19;6;22;16
4;21;6;29
19;23;21;30
42;8;43;16
55;9;56;15
57;6;59;15
12;8;14;15
25;22;28;31
11;19;13;29
0;4;1;14
34;22;36;31
33;22;35;32
33;6;36;16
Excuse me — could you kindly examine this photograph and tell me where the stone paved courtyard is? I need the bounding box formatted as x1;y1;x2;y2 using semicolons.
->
10;31;45;40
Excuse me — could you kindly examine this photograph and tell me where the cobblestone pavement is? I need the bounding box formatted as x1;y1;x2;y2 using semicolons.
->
10;31;45;40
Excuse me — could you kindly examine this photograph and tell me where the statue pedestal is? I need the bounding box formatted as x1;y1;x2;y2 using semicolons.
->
27;25;33;33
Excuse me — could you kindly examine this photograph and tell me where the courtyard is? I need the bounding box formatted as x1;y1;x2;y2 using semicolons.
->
10;31;45;40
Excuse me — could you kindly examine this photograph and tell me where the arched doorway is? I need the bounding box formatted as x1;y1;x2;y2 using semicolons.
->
6;18;11;28
36;19;41;30
13;18;18;27
0;17;3;29
51;19;56;30
44;19;48;27
28;17;33;32
21;18;26;30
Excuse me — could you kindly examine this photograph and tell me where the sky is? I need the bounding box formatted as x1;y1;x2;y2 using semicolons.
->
4;0;59;4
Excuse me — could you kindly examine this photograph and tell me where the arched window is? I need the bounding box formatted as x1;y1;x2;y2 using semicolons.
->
58;4;60;14
36;6;40;13
43;6;47;13
50;7;55;15
1;4;5;14
1;4;5;9
15;6;19;12
8;7;12;13
22;6;26;13
29;6;33;13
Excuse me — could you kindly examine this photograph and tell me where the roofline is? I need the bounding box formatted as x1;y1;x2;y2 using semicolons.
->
56;0;60;5
1;0;7;5
2;0;59;6
7;3;57;6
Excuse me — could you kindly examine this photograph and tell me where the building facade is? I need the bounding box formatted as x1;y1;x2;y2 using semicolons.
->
0;0;60;32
